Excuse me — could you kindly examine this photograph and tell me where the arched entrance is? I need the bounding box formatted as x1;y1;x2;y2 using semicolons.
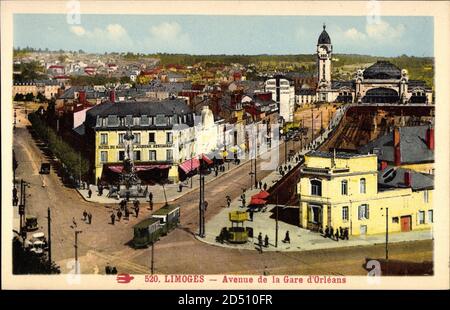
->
362;87;399;104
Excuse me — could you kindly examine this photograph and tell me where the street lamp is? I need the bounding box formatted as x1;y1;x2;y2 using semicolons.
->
70;224;82;275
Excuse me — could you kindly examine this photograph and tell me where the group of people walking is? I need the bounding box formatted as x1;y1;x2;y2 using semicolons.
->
82;210;93;224
322;226;349;241
111;199;141;225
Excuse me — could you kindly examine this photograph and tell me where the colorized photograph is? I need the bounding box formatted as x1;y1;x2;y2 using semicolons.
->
2;1;448;291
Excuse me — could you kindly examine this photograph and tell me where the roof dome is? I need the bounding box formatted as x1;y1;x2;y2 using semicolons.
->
363;61;402;79
318;24;331;45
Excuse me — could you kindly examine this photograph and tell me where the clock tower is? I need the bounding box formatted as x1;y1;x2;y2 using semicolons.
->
317;24;332;89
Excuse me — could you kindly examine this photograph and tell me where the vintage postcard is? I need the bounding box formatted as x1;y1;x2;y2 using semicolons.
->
1;1;449;291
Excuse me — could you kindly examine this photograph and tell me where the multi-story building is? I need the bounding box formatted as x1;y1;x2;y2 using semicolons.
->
84;98;221;184
264;75;295;123
297;151;433;236
13;80;61;100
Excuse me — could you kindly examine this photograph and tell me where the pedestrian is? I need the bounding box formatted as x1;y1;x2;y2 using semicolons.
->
179;183;183;192
105;264;111;275
125;191;130;202
288;164;291;170
135;206;140;218
264;234;269;248
283;231;290;243
98;185;103;196
111;267;117;274
330;226;334;240
133;199;139;209
339;227;343;239
242;198;246;208
117;209;122;221
324;225;329;238
88;212;92;224
124;207;130;218
214;169;218;177
111;213;115;225
204;201;208;211
83;210;87;221
226;195;231;208
149;192;153;202
149;200;153;211
345;228;349;240
263;183;267;191
258;233;263;253
249;210;254;221
87;188;92;198
259;181;262;189
263;266;269;276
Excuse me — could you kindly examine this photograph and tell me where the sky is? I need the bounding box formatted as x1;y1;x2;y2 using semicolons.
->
13;15;434;57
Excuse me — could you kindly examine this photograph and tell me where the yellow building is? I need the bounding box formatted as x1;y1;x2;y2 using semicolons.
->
298;151;433;236
85;99;221;184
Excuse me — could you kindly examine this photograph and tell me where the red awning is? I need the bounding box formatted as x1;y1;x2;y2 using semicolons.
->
108;165;123;173
135;165;170;171
252;191;270;200
108;164;170;173
179;158;200;174
250;197;267;205
202;154;213;165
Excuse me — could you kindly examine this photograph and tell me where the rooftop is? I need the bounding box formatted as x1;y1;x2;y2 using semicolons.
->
306;150;373;159
378;167;434;191
363;61;401;80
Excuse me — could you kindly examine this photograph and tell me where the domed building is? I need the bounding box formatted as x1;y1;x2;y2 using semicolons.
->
297;24;433;105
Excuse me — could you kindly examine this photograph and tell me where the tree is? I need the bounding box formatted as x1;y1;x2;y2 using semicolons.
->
36;92;46;103
14;93;25;101
25;92;35;101
12;237;60;274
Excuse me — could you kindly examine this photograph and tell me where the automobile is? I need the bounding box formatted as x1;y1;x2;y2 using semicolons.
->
25;232;48;252
39;163;50;174
25;215;39;231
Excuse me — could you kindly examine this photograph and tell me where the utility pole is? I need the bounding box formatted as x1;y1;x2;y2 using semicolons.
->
74;230;82;274
47;207;52;270
150;242;154;274
254;125;258;189
311;108;314;141
275;195;279;248
198;157;205;238
385;207;389;260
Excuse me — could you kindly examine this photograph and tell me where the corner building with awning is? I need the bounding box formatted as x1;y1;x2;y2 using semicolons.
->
84;98;221;184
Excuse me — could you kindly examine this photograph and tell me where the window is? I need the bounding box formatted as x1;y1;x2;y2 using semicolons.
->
118;151;125;161
118;133;124;145
166;149;173;161
100;151;108;163
100;133;108;145
149;132;155;143
341;180;348;195
166;132;173;144
309;205;321;224
133;117;140;126
423;190;429;203
133;150;141;161
360;178;366;194
358;204;369;220
149;150;157;161
418;211;425;225
310;179;322;196
101;118;107;127
133;133;141;144
342;206;349;221
428;210;433;223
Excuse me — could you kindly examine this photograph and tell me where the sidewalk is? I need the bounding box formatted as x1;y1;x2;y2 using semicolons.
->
199;202;433;252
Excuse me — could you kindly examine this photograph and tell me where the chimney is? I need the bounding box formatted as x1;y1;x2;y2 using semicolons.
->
394;145;401;166
426;127;434;150
380;161;388;170
78;90;86;104
393;127;400;147
404;171;412;187
109;89;116;103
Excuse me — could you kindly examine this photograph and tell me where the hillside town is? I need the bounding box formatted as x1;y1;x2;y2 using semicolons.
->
12;24;434;276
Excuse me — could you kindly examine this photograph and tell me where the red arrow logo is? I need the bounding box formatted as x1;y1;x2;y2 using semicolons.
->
116;274;134;284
